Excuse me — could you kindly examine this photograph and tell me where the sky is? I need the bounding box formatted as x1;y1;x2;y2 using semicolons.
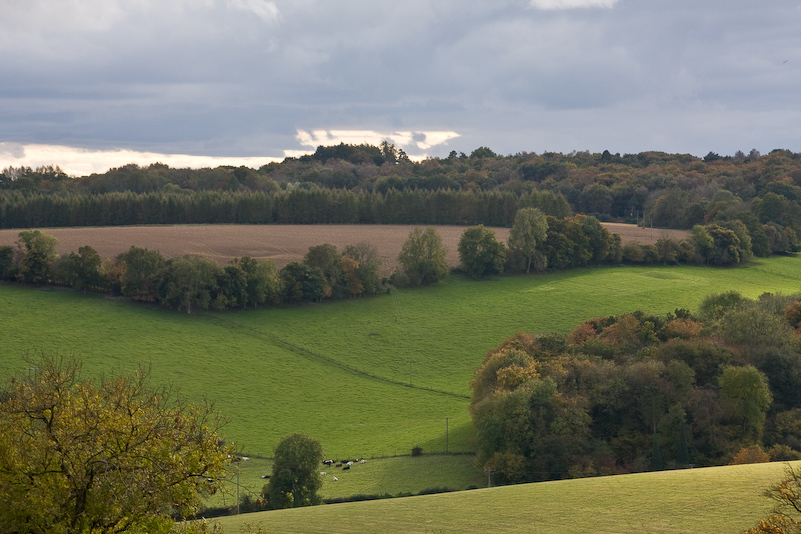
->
2;0;801;176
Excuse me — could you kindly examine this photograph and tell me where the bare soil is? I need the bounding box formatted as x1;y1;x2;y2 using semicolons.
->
0;223;688;274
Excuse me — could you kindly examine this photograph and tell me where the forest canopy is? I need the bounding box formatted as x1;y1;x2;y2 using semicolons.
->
471;291;801;484
3;145;801;237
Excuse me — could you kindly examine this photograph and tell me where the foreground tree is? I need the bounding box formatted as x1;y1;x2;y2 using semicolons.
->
508;207;548;273
265;434;324;509
0;355;230;533
397;227;449;286
744;464;801;533
458;225;506;279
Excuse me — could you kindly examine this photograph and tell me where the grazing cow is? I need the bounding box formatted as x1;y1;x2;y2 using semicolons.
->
336;463;342;467
346;461;353;466
260;475;270;479
332;476;338;481
342;465;350;470
360;459;367;464
320;471;326;476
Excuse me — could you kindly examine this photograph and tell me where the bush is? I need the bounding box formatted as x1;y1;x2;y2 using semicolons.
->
729;445;771;465
768;444;801;462
411;445;423;456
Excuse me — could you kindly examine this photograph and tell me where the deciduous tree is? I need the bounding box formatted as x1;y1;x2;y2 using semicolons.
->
744;464;801;533
158;255;222;314
398;227;448;286
265;434;324;509
508;207;548;274
59;245;103;292
280;262;326;303
117;245;165;301
719;365;773;443
342;242;382;295
0;355;229;533
457;225;506;279
15;229;58;284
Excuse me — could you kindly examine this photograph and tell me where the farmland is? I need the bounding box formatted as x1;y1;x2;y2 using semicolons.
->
0;222;798;527
0;222;687;274
2;247;801;499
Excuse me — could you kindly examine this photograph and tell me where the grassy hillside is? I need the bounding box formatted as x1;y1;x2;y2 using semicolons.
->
207;454;486;511
2;257;800;461
223;258;801;397
211;461;800;534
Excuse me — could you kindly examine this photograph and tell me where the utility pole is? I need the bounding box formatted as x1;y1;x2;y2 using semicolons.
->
445;417;450;453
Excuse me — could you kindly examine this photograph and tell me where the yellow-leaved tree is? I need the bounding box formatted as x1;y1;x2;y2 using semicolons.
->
0;355;231;533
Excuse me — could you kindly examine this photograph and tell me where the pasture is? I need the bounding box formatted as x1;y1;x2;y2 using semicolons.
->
2;253;801;502
211;460;801;534
0;222;799;504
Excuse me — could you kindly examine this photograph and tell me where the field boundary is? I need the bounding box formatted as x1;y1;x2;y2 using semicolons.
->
205;312;470;400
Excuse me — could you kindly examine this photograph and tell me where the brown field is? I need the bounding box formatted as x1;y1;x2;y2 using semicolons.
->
0;223;688;274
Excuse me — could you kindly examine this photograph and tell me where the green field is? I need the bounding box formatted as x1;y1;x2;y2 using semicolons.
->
211;461;801;534
214;454;486;509
2;256;801;504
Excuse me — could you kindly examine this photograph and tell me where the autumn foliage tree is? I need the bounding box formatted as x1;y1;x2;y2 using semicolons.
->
744;464;801;533
471;292;801;483
0;355;230;534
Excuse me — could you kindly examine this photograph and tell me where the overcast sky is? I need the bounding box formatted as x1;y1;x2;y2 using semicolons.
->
2;0;800;175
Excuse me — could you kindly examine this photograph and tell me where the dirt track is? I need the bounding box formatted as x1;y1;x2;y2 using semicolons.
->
0;223;688;274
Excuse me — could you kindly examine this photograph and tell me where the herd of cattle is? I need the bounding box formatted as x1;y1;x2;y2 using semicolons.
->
321;458;367;481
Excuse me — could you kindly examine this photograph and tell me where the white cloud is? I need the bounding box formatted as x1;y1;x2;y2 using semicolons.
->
228;0;280;24
295;129;461;155
0;145;282;177
529;0;617;10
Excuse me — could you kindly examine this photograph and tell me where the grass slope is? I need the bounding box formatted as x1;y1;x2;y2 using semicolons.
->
2;256;801;494
212;461;800;534
208;455;486;510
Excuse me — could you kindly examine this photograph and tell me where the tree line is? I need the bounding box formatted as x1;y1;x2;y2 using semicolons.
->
0;205;793;314
0;229;390;313
471;291;801;485
0;188;570;229
4;144;801;237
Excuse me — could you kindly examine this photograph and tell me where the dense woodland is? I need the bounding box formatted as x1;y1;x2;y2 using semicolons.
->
472;292;801;484
2;144;801;236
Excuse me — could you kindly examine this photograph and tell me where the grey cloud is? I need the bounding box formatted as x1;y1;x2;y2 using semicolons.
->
1;0;801;160
0;143;25;159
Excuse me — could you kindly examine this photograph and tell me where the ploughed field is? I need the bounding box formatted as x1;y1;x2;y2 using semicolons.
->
0;223;687;274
